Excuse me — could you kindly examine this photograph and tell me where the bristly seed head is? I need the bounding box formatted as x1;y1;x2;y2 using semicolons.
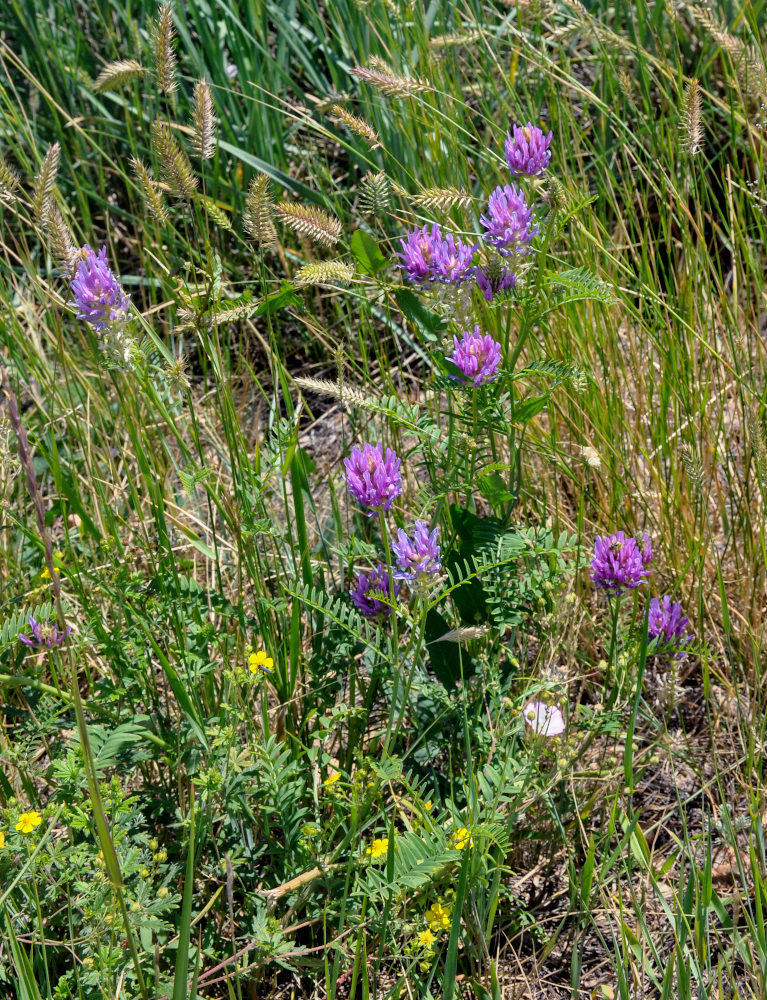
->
276;202;342;249
93;60;146;93
680;78;704;154
32;142;60;224
244;174;276;249
131;157;169;224
150;121;198;200
151;2;177;99
192;79;216;160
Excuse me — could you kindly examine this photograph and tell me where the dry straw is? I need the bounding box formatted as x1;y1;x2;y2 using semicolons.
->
276;202;342;248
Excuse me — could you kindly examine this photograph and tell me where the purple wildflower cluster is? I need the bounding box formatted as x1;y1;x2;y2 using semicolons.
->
648;596;693;657
343;443;402;514
398;118;552;305
505;123;553;178
344;443;442;618
18;615;70;649
351;563;401;620
590;531;653;595
590;532;695;658
70;246;130;331
398;223;477;285
445;326;502;386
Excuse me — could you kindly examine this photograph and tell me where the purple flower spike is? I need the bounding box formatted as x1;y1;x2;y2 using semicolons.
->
392;521;442;582
398;223;477;285
18;615;71;649
505;122;553;177
344;443;402;514
351;563;401;620
445;326;502;387
590;532;652;596
480;184;538;257
648;596;693;658
475;262;516;302
69;245;131;331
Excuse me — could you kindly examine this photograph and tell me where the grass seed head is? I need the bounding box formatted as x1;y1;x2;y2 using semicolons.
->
32;142;60;224
276;202;342;249
192;80;216;160
244;174;276;248
680;78;704;154
131;157;169;223
93;59;146;93
150;121;198;200
151;2;177;99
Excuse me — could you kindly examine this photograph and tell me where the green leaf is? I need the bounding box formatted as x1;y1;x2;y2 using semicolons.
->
394;288;445;341
350;229;390;277
478;471;513;508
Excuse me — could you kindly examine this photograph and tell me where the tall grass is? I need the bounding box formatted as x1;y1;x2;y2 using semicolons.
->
1;0;766;996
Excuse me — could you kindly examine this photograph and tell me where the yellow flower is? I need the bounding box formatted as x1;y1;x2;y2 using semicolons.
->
248;650;274;675
15;811;42;834
323;772;340;788
424;801;433;812
424;901;452;933
364;837;389;860
0;831;5;849
452;827;474;850
417;928;436;948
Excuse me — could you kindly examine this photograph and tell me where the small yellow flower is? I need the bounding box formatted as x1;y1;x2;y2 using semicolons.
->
452;827;474;850
15;811;42;834
364;837;389;860
424;901;452;933
248;650;274;675
424;801;433;812
323;772;340;788
418;928;436;948
0;831;5;849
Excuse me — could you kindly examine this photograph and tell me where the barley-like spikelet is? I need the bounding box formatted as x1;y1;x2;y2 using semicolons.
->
680;78;704;153
746;407;767;487
32;142;60;224
276;202;342;248
200;194;231;230
294;376;371;409
244;174;276;248
431;625;491;644
192;80;216;160
93;59;146;93
412;186;472;211
359;171;391;216
0;153;19;201
44;205;77;272
351;65;432;97
151;2;177;99
691;6;767;95
130;157;169;223
329;105;381;149
429;30;484;49
680;444;703;494
150;121;197;199
295;260;355;286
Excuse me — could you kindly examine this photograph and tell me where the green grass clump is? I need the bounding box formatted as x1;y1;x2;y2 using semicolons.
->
1;0;767;997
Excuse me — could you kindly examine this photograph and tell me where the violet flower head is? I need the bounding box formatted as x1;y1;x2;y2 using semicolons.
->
392;520;442;582
590;531;653;595
398;223;476;285
505;122;553;177
350;563;401;620
343;443;402;514
445;326;502;387
522;700;566;737
475;261;516;302
69;245;131;331
648;596;693;657
18;615;71;649
480;184;538;257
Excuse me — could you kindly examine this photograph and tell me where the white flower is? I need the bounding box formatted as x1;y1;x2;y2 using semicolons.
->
523;699;566;737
